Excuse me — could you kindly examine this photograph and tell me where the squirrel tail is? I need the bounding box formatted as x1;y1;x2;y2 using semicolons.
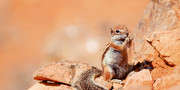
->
73;67;106;90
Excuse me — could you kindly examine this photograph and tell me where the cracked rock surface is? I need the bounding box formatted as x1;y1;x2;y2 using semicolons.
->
133;0;180;66
131;0;180;89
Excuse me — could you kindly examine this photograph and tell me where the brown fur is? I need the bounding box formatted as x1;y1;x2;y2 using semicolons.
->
73;67;106;90
102;25;132;81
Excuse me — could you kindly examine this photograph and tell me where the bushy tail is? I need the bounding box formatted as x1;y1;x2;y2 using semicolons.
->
73;67;106;90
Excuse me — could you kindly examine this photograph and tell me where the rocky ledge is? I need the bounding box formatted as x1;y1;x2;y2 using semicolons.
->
28;60;180;90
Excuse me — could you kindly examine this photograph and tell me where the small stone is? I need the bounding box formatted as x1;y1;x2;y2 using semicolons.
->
112;82;123;90
95;76;112;90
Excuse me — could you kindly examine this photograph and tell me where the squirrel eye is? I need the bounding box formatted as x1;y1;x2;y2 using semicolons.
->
115;30;120;33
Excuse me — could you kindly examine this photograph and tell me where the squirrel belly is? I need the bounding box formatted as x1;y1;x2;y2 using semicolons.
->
102;45;128;81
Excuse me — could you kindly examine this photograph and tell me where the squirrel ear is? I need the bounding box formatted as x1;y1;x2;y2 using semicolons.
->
125;27;128;30
110;28;113;34
125;27;129;35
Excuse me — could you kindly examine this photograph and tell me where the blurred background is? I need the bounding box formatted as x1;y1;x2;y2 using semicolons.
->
0;0;149;90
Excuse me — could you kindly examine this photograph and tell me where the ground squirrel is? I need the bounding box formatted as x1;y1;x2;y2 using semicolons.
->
102;25;132;81
73;25;132;90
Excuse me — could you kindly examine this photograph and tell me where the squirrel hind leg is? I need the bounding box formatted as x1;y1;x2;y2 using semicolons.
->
113;64;127;79
103;65;115;81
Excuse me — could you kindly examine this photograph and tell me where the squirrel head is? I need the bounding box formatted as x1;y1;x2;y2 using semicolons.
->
110;25;129;42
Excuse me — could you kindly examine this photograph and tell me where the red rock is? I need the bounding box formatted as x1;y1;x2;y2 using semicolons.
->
112;82;123;90
124;86;152;90
95;76;112;89
151;57;168;68
151;67;174;81
147;29;180;66
123;69;153;88
153;65;180;90
151;58;174;80
28;82;73;90
133;39;159;63
33;60;92;85
133;0;180;66
33;60;112;89
169;85;180;90
153;73;180;90
174;65;180;74
153;78;161;88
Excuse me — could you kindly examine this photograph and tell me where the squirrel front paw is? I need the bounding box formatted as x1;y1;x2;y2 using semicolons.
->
125;37;130;42
126;36;133;42
125;36;133;47
129;36;134;40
